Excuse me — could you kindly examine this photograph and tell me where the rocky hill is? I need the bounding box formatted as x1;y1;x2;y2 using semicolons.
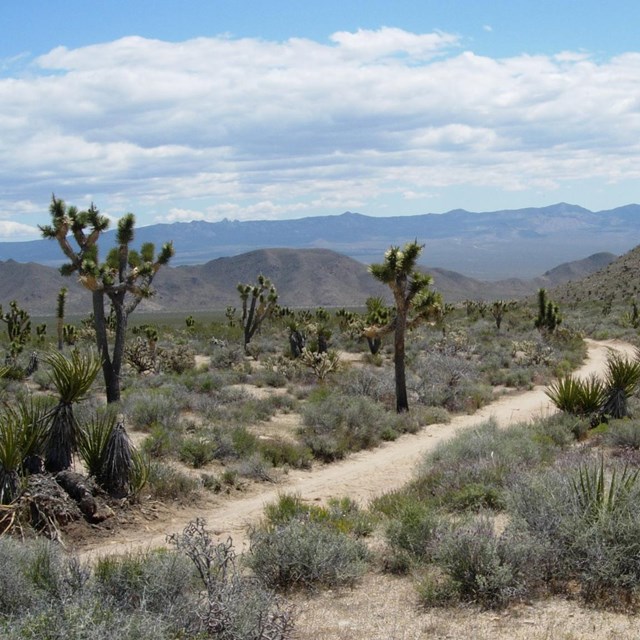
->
0;248;617;316
552;246;640;305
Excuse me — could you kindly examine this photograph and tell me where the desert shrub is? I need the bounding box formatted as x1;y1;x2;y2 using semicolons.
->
412;352;488;411
208;343;246;369
0;522;295;640
300;392;400;461
606;419;640;450
141;422;183;459
0;538;81;616
508;456;640;608
179;436;217;468
340;366;395;403
231;426;259;457
408;420;556;512
146;462;201;502
262;493;373;537
246;518;369;591
94;550;194;614
262;493;327;526
258;438;312;469
169;519;294;639
251;367;288;388
431;516;541;609
125;389;182;431
384;501;442;571
232;452;276;482
181;370;225;394
0;599;172;640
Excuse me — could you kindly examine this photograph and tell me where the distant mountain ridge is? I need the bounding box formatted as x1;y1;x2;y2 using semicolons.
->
0;248;617;316
1;202;638;280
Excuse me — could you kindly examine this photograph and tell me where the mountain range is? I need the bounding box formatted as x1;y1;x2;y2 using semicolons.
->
0;248;618;316
2;202;638;280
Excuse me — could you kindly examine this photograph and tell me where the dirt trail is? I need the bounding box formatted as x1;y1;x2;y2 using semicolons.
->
78;338;635;559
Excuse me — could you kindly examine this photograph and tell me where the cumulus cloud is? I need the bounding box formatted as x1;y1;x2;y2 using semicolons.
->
0;221;41;241
1;27;639;233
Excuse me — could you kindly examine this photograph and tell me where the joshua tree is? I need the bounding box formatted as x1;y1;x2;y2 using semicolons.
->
41;196;174;402
237;275;278;351
369;241;443;412
363;296;393;355
535;288;561;334
0;301;32;367
490;299;516;331
56;287;67;351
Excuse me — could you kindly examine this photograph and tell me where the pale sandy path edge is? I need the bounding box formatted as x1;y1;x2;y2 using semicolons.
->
78;338;635;559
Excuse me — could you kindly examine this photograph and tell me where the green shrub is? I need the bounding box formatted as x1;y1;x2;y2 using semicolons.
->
146;462;200;502
94;550;194;613
606;419;640;450
508;456;640;608
432;516;540;609
258;438;312;469
409;420;555;512
246;519;369;591
126;390;182;431
178;437;217;469
141;423;182;459
384;502;441;568
300;393;398;461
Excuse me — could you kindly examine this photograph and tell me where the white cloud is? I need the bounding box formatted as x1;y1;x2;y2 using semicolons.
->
0;221;41;241
1;27;640;231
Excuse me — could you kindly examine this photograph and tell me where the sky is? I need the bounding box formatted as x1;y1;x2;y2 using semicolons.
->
2;0;640;241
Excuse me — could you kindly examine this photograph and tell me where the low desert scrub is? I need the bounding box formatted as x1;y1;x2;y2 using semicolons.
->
508;454;640;609
606;418;640;450
382;501;442;572
300;390;420;461
247;518;370;591
124;388;183;431
244;494;372;592
426;516;542;609
0;522;295;639
262;493;374;537
258;438;313;469
145;462;201;502
405;419;559;513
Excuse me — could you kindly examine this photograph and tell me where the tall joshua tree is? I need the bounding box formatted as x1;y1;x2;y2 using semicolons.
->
40;195;174;403
369;241;442;412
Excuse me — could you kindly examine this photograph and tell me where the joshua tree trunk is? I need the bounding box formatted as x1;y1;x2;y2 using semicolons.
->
394;311;409;412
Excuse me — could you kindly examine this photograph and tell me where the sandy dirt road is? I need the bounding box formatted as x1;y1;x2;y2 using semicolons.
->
78;338;635;559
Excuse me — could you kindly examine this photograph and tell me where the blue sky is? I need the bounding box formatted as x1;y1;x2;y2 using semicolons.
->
1;1;640;239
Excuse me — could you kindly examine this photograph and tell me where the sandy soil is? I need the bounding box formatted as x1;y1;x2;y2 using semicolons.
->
77;338;634;561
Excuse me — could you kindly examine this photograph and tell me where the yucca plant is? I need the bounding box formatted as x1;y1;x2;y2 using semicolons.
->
546;376;584;415
0;396;55;504
602;352;640;419
0;411;23;504
572;458;639;523
43;349;102;472
10;396;53;473
546;374;607;417
129;448;151;499
578;374;608;415
77;409;117;478
100;420;133;498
